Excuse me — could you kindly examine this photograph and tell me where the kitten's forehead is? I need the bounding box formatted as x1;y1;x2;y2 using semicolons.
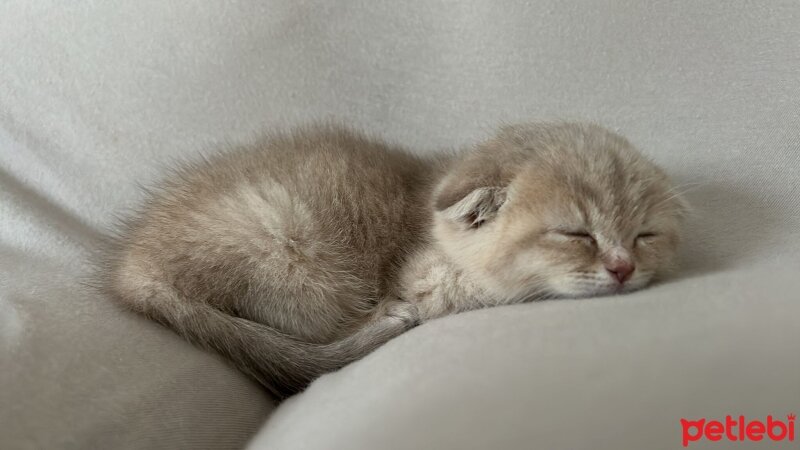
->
507;132;674;233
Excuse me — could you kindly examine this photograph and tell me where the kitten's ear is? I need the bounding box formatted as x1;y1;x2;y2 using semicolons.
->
435;185;507;229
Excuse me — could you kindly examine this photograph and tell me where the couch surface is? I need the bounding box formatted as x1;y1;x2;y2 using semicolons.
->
2;1;798;449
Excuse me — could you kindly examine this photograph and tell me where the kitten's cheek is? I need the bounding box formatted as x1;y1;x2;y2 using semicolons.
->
547;277;598;299
626;272;654;291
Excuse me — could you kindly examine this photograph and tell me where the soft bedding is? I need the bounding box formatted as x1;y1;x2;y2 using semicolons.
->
2;1;798;449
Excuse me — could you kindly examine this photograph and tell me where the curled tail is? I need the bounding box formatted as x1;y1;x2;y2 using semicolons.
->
114;281;414;398
162;301;331;397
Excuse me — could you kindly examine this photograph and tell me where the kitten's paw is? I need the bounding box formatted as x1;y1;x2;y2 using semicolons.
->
383;301;420;329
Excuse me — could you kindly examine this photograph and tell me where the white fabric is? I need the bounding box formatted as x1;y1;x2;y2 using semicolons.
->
1;1;798;449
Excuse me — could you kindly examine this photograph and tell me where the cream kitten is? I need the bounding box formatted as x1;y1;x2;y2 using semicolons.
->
101;122;686;397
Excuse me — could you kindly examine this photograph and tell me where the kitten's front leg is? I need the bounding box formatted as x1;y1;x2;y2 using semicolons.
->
369;297;420;330
399;248;489;322
324;298;419;362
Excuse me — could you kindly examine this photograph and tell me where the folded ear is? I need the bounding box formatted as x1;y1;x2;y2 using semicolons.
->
435;185;507;229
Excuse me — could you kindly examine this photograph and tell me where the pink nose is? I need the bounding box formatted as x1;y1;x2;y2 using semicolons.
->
605;261;635;284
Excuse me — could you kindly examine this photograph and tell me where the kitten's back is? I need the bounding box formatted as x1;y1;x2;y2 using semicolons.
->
101;125;438;396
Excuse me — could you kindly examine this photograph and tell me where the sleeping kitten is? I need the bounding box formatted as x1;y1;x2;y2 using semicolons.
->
101;122;686;397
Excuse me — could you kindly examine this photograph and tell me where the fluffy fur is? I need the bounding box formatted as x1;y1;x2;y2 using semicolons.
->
100;122;686;397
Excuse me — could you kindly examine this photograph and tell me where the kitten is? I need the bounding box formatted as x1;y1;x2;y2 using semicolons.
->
101;122;686;398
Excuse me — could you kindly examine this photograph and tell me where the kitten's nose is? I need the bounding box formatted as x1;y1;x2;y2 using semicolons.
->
605;261;635;284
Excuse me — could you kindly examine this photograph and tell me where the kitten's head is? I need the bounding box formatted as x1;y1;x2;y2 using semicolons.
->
433;122;687;301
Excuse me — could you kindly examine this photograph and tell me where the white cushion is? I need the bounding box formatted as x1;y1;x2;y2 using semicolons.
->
2;1;798;449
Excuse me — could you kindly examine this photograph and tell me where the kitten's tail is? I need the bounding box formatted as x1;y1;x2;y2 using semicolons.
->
117;285;408;398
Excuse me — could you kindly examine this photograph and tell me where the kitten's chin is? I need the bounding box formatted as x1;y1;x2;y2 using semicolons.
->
546;276;653;299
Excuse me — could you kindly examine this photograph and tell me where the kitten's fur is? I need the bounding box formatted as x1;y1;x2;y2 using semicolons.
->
101;122;686;397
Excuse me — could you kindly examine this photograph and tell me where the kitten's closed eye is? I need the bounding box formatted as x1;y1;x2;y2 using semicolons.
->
551;229;596;244
634;232;659;248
